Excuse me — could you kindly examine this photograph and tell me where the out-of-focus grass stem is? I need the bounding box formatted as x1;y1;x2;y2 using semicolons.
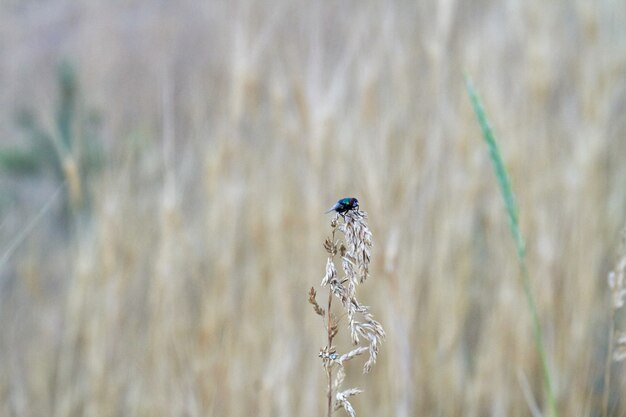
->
465;75;559;417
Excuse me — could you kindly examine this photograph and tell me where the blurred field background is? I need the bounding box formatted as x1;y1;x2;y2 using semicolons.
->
1;1;626;416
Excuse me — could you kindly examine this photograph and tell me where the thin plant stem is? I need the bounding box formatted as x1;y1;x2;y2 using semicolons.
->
603;310;615;417
520;263;558;417
326;225;337;417
327;287;333;417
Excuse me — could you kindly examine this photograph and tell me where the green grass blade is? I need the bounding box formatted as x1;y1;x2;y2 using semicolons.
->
465;75;558;417
464;77;525;263
0;148;41;176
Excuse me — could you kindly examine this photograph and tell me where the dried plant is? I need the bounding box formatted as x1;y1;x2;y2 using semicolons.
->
309;210;385;417
604;229;626;417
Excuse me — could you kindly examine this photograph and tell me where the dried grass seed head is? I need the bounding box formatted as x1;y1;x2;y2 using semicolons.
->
614;332;626;362
608;256;626;310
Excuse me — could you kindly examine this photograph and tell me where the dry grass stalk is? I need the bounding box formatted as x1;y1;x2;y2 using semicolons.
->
310;210;385;417
603;229;626;417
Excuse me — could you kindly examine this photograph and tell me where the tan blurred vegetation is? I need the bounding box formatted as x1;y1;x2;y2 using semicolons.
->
1;1;626;416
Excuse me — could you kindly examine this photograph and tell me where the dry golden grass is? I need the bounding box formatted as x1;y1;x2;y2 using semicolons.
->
314;210;384;416
1;1;626;416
